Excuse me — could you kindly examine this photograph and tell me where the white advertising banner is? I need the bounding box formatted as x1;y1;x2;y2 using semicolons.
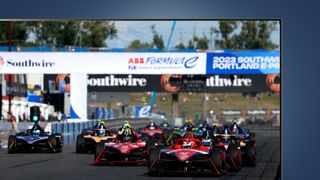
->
70;73;87;120
0;52;207;74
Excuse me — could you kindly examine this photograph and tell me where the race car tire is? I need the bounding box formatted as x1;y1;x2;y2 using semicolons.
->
76;134;85;153
244;141;256;167
54;135;63;153
8;135;17;154
148;146;161;169
49;135;58;152
249;132;255;140
94;141;105;163
210;147;224;176
146;139;158;155
228;143;242;171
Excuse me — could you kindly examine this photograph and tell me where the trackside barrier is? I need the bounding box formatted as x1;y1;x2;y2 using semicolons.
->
51;118;150;146
0;118;150;148
51;118;150;134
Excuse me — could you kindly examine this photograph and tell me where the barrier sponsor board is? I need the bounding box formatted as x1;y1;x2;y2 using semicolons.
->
221;109;243;116
247;109;268;115
221;109;280;116
0;52;206;74
206;51;280;74
135;106;152;117
271;109;280;115
87;74;272;92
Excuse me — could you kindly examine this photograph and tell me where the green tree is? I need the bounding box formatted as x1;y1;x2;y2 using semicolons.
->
212;21;238;49
56;21;78;47
196;36;209;50
128;40;151;49
27;21;62;46
187;39;195;49
212;21;278;50
81;21;117;47
151;25;164;50
175;42;186;49
0;22;28;46
27;21;117;48
186;35;209;50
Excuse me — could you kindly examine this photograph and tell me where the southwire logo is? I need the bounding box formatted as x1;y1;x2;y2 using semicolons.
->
87;75;147;87
206;75;252;87
6;59;55;68
128;56;199;70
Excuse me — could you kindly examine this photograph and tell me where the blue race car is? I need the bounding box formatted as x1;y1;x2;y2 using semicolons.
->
7;122;62;153
227;122;256;167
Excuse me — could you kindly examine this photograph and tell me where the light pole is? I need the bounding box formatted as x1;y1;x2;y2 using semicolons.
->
203;92;209;122
8;21;13;115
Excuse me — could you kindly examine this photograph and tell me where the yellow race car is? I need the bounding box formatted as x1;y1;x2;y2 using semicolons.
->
76;128;116;153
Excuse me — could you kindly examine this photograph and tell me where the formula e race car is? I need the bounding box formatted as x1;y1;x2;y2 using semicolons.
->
228;123;256;166
139;125;163;138
147;131;225;176
76;128;116;153
94;128;156;165
7;127;62;153
203;128;242;171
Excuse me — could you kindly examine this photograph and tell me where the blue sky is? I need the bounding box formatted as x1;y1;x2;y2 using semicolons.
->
106;21;280;49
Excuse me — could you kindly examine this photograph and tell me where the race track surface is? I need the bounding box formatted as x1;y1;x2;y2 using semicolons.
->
0;126;280;180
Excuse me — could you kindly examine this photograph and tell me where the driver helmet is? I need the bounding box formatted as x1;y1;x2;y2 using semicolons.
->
33;129;40;136
232;124;239;134
162;122;168;128
97;119;105;128
182;139;192;149
212;123;219;127
184;119;193;131
212;124;220;135
123;120;131;129
98;129;106;136
149;119;155;129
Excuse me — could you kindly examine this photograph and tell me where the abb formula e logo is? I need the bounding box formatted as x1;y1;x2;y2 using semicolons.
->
128;56;199;70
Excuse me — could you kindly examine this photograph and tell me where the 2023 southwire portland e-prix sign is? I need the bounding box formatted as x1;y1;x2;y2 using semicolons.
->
206;51;280;74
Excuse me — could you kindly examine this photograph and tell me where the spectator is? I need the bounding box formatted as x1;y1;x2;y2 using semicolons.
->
9;113;18;132
22;112;26;121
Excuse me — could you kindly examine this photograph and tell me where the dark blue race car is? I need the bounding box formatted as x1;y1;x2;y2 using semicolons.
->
7;122;62;153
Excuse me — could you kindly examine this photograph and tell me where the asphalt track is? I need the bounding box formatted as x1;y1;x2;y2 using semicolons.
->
0;126;280;180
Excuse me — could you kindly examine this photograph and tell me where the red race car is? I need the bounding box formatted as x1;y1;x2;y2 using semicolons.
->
147;131;225;176
94;129;153;166
140;126;163;137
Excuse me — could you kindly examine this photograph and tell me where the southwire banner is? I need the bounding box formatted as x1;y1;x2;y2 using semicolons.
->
206;51;280;74
87;74;271;92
